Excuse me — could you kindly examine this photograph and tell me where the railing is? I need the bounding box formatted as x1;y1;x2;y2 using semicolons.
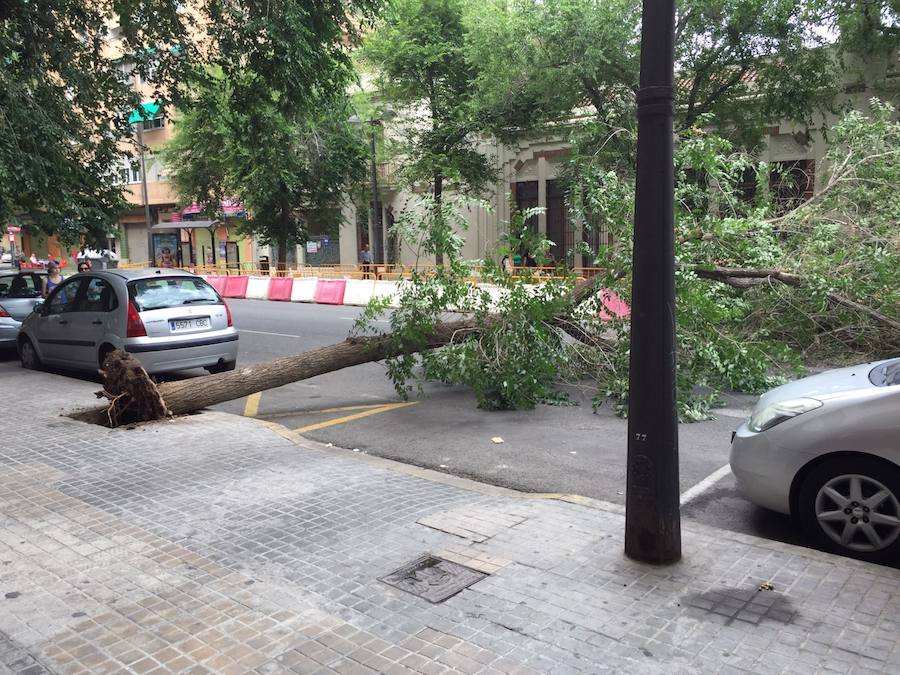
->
113;261;607;283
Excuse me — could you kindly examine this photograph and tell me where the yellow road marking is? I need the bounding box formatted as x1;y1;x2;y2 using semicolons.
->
294;402;418;434
243;392;262;417
260;403;390;419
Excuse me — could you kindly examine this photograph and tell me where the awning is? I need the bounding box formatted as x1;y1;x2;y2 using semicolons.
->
174;200;246;219
128;100;164;124
152;220;219;230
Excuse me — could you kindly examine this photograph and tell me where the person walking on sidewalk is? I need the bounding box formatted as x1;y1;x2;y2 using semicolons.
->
359;243;374;279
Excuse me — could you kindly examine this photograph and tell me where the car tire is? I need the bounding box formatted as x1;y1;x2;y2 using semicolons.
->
18;337;42;371
205;360;236;374
797;455;900;563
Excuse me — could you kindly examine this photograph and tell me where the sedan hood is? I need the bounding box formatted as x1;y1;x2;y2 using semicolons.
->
756;358;897;409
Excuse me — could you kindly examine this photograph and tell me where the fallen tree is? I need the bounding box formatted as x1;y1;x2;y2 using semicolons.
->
74;274;604;427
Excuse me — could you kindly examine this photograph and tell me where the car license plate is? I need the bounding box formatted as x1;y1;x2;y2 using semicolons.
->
169;317;210;333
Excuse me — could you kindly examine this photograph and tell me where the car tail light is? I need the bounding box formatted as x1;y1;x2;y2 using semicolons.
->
126;301;147;337
0;305;9;318
224;301;233;327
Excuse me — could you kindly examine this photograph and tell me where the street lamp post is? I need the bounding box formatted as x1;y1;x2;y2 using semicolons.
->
136;122;154;266
368;120;384;266
624;0;681;564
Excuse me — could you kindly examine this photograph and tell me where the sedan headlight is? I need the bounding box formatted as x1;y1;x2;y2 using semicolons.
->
748;397;823;432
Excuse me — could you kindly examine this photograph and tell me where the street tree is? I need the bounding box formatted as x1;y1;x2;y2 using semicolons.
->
360;0;495;264
0;0;381;245
0;0;188;244
165;84;367;268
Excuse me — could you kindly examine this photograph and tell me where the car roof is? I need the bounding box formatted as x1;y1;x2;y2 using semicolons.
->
103;268;200;282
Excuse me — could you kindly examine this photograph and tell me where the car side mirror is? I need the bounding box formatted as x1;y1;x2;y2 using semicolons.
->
32;301;44;315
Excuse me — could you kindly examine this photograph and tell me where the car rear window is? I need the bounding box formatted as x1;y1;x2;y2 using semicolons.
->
869;359;900;387
129;277;221;311
0;273;41;298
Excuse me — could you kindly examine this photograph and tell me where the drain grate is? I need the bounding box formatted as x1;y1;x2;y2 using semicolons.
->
380;555;487;603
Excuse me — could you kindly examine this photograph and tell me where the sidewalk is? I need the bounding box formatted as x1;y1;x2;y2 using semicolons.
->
1;366;899;674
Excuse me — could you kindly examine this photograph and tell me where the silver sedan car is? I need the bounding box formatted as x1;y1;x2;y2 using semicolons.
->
17;269;238;375
0;270;46;347
731;358;900;563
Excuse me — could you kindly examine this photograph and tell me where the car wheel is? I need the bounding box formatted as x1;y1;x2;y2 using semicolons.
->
797;456;900;562
205;360;236;374
18;337;41;370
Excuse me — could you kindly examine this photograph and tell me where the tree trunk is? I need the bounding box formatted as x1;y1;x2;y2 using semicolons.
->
277;198;290;274
434;172;444;267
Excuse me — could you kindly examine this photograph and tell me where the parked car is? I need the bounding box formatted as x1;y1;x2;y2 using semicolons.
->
17;269;238;375
0;271;47;347
731;358;900;562
1;252;11;264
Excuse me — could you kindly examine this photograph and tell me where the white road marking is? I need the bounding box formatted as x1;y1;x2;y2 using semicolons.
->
711;407;750;419
239;329;303;338
680;464;732;506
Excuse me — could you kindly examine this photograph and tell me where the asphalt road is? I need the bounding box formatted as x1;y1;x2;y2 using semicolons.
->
0;296;834;562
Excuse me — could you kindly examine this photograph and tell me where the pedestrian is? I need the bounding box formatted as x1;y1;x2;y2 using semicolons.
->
359;243;374;279
42;261;64;298
500;254;514;274
76;260;92;274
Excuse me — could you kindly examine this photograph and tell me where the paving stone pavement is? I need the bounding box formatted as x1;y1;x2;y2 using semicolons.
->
0;367;899;674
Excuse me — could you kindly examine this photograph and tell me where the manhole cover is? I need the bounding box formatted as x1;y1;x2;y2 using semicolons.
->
380;555;487;603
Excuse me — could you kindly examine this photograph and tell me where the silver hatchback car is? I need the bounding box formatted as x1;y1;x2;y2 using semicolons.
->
17;269;238;375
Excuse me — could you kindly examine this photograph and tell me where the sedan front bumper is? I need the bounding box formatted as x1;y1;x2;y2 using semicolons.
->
729;422;793;515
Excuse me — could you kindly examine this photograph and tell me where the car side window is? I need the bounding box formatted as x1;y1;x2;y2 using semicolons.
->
45;278;86;314
79;277;118;312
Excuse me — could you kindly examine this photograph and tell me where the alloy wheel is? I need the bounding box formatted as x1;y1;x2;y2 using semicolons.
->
815;473;900;552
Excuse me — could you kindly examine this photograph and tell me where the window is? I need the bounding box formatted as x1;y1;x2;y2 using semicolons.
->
141;114;164;131
142;61;158;84
0;274;40;298
128;277;220;311
78;278;118;312
116;60;134;85
770;160;815;215
130;162;142;184
46;278;86;314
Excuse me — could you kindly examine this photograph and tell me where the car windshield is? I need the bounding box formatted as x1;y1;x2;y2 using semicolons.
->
869;359;900;387
129;277;220;311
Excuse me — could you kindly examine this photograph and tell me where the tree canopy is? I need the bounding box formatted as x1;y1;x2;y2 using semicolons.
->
0;0;380;244
165;84;367;266
361;0;496;263
466;0;838;147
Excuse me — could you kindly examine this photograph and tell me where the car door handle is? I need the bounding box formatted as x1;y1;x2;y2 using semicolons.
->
91;320;103;325
58;319;68;325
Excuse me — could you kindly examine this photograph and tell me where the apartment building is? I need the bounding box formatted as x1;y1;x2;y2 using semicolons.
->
104;19;254;269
